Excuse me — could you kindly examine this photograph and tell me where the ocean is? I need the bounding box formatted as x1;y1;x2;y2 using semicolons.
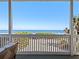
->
0;30;64;34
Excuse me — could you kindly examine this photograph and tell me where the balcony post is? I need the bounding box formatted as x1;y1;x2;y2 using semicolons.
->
70;0;74;55
8;0;12;42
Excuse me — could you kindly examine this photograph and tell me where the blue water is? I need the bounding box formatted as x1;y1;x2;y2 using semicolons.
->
0;30;64;34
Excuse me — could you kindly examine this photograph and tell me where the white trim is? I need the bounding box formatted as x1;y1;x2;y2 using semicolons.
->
8;0;12;42
0;0;79;2
70;0;74;56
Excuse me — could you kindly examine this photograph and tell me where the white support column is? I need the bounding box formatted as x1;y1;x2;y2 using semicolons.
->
8;0;12;42
70;0;74;55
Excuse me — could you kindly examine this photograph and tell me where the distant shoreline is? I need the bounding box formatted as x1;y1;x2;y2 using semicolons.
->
0;30;64;34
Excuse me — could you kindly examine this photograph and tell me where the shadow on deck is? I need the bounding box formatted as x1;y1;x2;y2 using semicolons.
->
16;54;79;59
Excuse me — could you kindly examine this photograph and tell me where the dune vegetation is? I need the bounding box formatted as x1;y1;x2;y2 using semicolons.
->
14;32;32;49
14;32;69;49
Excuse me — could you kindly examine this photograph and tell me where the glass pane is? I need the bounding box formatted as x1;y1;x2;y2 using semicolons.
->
12;2;70;34
0;2;8;34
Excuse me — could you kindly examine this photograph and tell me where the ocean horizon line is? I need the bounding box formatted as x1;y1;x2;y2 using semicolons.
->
0;30;63;31
0;30;64;34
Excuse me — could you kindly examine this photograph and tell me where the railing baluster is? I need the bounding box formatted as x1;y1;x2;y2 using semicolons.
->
57;37;58;52
53;37;54;52
54;37;57;52
42;38;45;52
2;37;3;47
31;36;32;52
62;37;65;50
51;37;53;52
29;36;31;52
42;37;44;52
38;36;39;51
33;36;34;51
32;36;33;52
1;37;2;47
45;36;46;52
46;36;48;52
40;37;42;51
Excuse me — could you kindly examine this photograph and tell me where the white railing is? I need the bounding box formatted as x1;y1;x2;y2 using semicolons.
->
72;35;79;55
0;34;9;48
0;34;71;54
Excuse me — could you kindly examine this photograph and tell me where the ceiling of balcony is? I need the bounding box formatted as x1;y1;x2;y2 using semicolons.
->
0;0;79;2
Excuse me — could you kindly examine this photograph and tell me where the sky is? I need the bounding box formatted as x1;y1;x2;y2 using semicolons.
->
0;1;79;30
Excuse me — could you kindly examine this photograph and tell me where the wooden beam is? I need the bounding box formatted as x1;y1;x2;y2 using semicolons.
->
18;0;69;1
0;0;79;2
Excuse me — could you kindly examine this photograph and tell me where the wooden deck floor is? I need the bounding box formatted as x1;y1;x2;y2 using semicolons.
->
16;54;79;59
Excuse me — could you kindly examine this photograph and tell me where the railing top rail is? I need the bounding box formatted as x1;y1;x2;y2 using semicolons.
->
72;35;79;37
12;34;70;37
11;34;71;39
0;34;9;36
0;34;71;36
